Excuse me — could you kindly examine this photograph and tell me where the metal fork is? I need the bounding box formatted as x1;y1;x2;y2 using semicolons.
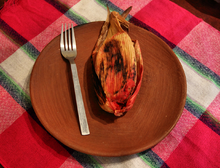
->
60;23;90;135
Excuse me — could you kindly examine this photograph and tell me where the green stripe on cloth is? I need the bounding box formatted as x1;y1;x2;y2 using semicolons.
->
88;156;104;168
204;111;220;124
65;9;89;25
138;150;165;168
21;42;40;61
0;68;31;110
95;0;132;20
200;111;220;135
0;18;28;48
173;46;220;89
71;150;103;168
0;19;40;61
185;96;206;118
95;0;120;11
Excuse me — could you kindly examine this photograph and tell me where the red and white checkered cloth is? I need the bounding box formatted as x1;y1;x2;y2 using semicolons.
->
0;0;219;167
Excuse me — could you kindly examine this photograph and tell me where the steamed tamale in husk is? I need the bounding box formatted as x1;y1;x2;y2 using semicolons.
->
91;7;144;116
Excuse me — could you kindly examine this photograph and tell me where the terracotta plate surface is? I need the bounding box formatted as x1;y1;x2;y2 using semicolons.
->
30;21;187;157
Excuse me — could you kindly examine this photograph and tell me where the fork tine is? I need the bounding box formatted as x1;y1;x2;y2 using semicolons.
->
71;24;76;53
68;24;71;50
60;24;64;51
65;23;68;51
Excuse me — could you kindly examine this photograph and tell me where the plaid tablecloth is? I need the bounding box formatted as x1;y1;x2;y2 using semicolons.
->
0;0;220;167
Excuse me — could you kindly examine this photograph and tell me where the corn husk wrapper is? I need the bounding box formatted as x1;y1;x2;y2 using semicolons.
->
92;7;144;116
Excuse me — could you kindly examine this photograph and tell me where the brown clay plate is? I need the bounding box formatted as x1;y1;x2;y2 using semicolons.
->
30;21;187;157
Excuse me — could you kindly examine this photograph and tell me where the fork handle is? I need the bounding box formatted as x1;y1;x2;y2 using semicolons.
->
70;63;90;135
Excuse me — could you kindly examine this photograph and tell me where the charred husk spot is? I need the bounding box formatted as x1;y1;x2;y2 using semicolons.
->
104;39;127;80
